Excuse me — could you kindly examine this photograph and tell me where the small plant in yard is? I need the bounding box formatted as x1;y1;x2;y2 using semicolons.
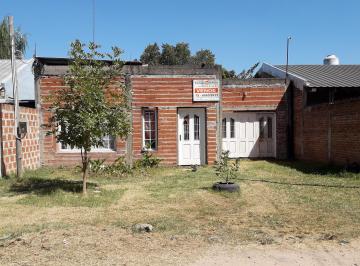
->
213;150;240;192
135;148;161;169
105;156;132;176
89;157;132;176
89;159;106;174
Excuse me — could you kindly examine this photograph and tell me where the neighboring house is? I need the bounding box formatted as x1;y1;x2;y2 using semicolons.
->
257;60;360;165
0;59;40;176
0;59;35;104
34;57;289;167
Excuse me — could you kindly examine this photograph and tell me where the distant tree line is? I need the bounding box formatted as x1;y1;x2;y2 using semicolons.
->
139;42;259;79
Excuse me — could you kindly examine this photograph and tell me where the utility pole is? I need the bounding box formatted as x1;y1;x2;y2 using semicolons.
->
9;16;22;178
285;36;292;84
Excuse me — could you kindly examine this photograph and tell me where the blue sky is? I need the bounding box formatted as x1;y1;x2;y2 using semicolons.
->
1;0;359;72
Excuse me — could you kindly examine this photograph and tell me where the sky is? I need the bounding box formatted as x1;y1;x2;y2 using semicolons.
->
1;0;360;72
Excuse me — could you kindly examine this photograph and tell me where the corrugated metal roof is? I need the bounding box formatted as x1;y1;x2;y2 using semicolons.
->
0;59;33;83
274;65;360;88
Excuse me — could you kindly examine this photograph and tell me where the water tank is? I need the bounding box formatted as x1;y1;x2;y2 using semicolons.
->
323;55;340;65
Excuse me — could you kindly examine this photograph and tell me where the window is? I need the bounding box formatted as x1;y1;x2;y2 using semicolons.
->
267;117;272;138
222;118;226;138
194;115;200;140
183;115;189;140
60;135;116;151
143;109;157;149
259;117;265;139
230;118;235;138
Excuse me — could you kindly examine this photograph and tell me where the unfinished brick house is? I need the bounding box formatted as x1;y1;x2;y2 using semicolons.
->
258;61;360;165
34;58;289;167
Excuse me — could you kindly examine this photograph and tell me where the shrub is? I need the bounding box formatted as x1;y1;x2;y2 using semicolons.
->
135;149;161;168
214;151;240;183
89;159;106;174
105;156;132;176
89;156;132;176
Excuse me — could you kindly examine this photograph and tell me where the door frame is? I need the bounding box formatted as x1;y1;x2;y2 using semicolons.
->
177;107;207;165
256;112;277;158
222;111;277;158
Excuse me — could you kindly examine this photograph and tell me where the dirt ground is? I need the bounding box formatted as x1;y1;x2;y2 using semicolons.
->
0;226;359;266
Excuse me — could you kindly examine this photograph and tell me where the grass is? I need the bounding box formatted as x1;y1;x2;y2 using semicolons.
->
0;160;359;244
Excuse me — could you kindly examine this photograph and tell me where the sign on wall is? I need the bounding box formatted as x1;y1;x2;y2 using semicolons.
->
193;79;220;102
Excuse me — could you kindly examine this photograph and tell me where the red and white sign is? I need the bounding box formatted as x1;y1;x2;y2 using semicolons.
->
193;80;220;102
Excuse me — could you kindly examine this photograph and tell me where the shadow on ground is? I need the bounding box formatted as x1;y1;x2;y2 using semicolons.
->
9;178;97;195
263;159;348;176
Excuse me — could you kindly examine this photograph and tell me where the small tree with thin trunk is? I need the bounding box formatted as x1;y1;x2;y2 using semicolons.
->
49;40;130;194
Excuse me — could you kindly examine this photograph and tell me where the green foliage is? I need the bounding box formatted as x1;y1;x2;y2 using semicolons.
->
222;68;237;79
104;156;132;176
89;159;106;173
135;150;161;168
49;40;131;193
214;151;240;183
140;43;161;65
174;42;191;65
140;42;214;66
89;156;132;176
191;49;215;66
159;43;177;65
0;17;27;59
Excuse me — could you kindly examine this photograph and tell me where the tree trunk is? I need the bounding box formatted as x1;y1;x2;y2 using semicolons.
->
82;150;88;195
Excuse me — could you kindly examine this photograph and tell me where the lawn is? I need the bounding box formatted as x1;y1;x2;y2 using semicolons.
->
0;160;359;264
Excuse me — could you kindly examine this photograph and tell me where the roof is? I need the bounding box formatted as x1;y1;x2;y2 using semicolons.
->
0;59;34;83
35;57;221;77
264;64;360;88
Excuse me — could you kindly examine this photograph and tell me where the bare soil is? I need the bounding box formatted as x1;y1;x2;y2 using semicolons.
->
0;226;359;265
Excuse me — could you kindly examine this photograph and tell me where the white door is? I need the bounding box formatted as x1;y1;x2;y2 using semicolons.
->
257;113;275;157
178;108;206;165
222;112;276;158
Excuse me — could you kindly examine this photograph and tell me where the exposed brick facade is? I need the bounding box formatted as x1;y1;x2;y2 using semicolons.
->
130;76;219;165
222;80;288;159
0;103;40;175
35;61;288;167
293;88;360;165
38;76;127;167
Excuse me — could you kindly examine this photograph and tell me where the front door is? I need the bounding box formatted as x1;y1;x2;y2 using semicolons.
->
178;108;206;165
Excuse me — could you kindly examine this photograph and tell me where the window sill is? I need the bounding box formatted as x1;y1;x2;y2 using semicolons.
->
57;149;117;154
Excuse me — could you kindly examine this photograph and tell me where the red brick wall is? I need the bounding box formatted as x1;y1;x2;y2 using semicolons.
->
39;76;127;167
0;104;40;175
131;77;218;165
222;86;285;108
222;83;288;159
294;88;360;165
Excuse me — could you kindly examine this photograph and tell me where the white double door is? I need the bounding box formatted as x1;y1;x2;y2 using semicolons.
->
222;112;276;158
178;108;206;165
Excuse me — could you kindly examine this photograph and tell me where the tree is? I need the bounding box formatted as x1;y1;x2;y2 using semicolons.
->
191;49;215;66
49;40;130;194
159;43;177;65
238;62;260;79
222;68;237;79
0;17;27;59
174;42;191;65
140;43;160;65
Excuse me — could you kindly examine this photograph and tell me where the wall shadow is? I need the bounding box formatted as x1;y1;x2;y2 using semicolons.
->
263;159;346;176
9;178;97;195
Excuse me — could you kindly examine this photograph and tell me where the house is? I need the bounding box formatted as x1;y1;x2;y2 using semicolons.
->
0;59;40;176
34;57;289;167
0;59;35;104
257;58;360;165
